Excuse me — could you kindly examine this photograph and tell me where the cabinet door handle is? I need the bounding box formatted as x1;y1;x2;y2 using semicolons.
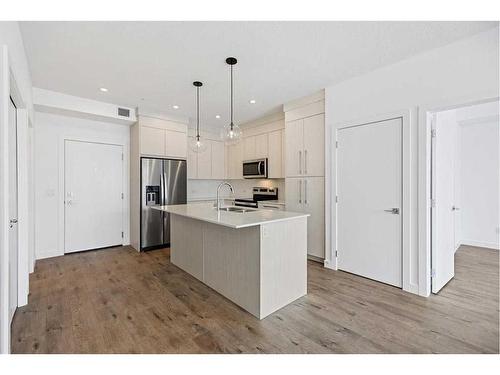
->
304;150;308;174
299;179;302;204
298;151;302;175
304;179;308;204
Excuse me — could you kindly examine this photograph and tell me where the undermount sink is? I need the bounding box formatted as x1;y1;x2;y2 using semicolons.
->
217;206;257;213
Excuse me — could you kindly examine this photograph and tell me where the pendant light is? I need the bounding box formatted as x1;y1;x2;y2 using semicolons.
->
220;57;242;144
189;81;207;153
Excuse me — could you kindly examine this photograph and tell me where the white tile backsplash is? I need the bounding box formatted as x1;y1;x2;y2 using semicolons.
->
188;178;285;201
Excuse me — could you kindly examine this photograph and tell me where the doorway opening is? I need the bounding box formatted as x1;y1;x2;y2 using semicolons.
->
430;99;499;293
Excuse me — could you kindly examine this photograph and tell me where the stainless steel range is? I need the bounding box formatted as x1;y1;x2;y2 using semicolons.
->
234;187;278;209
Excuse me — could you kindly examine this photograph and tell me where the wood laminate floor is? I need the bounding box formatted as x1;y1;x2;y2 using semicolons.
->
11;245;499;354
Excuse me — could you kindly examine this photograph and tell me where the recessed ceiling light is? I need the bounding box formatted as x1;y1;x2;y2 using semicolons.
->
249;99;256;104
172;105;179;109
100;87;108;92
215;115;221;119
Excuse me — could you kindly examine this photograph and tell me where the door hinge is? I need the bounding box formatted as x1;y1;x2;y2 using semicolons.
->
121;231;124;238
121;192;124;199
431;198;436;208
335;141;339;148
335;195;338;203
431;129;436;138
121;153;124;161
431;268;436;278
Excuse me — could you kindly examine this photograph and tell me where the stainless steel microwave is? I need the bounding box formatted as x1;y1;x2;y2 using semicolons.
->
243;158;268;179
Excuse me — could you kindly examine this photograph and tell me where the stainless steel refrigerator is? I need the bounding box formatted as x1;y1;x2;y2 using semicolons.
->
141;157;187;250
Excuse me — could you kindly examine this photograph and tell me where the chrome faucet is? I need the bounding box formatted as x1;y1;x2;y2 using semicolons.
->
216;182;234;211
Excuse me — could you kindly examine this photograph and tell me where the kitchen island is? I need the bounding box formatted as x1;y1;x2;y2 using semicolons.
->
154;203;309;319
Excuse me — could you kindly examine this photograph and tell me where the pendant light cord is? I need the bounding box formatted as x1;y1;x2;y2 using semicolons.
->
196;86;200;140
230;64;234;130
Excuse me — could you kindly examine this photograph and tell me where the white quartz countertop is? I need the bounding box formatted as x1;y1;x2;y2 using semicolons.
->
153;203;309;229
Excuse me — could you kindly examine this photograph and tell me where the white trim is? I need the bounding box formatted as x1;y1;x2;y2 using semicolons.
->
57;135;130;257
9;70;30;309
0;45;10;354
283;90;325;112
418;94;500;297
328;108;417;294
460;240;500;250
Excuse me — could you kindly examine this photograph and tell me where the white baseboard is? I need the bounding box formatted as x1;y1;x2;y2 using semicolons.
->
460;240;499;250
35;249;63;260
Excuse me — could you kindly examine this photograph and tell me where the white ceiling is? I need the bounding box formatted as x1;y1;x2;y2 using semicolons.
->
20;21;497;130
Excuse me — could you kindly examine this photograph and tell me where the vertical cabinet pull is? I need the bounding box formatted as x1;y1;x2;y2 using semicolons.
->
304;179;308;204
304;150;308;174
298;151;302;175
299;179;302;204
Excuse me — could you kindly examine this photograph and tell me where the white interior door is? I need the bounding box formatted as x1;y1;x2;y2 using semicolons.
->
431;111;457;293
8;97;18;321
64;140;123;253
337;118;402;287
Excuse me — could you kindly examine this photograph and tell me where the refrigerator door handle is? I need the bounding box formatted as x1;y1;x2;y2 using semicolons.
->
160;169;165;206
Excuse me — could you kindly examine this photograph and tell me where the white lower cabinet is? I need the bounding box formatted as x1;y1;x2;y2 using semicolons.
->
285;176;324;259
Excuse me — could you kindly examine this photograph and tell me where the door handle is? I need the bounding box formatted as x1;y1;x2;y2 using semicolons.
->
298;180;302;204
298;151;302;174
384;208;400;214
452;206;460;211
9;218;17;228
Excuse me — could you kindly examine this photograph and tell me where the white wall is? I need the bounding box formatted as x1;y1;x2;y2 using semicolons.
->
34;111;130;260
325;27;499;296
459;114;499;249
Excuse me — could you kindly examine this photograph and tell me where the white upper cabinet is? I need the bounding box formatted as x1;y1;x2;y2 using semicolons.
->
226;142;243;179
303;114;324;177
243;136;256;161
165;130;187;159
255;133;268;159
188;138;226;180
187;140;198;179
196;140;212;179
285;114;324;177
139;116;188;159
211;140;225;179
141;126;165;156
285;119;304;177
268;130;283;178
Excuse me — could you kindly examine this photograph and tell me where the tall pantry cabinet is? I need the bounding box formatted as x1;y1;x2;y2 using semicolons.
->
284;92;325;260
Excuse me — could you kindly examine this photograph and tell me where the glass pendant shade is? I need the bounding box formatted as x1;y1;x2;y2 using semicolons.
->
189;135;207;153
190;81;206;153
221;57;242;144
220;123;242;145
